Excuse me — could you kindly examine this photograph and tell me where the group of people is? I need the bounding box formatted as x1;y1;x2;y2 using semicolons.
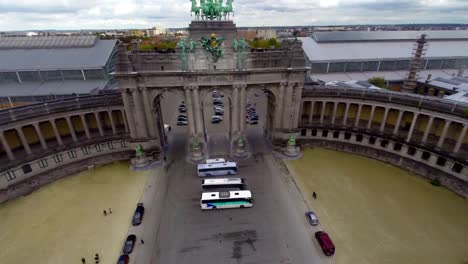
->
103;208;112;216
81;253;100;264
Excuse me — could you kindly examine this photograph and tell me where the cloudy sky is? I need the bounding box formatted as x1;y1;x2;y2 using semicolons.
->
1;0;467;31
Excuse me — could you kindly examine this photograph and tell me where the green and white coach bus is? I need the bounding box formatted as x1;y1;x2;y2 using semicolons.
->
200;190;253;210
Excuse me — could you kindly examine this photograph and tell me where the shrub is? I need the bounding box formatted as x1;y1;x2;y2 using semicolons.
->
430;178;441;186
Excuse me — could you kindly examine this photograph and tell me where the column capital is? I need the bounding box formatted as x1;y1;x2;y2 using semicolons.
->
280;81;288;87
32;122;40;127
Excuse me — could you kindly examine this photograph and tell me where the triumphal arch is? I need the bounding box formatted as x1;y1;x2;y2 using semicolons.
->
113;1;307;157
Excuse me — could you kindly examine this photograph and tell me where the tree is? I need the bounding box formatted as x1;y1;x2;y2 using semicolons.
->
368;77;387;89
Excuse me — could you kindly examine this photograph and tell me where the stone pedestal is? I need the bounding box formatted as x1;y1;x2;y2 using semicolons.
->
191;146;204;161
130;153;156;170
284;144;300;157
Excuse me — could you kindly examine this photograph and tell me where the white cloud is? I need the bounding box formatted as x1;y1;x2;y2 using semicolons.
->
0;0;467;31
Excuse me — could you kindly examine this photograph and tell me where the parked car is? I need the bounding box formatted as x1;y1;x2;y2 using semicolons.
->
213;106;224;111
122;234;136;254
250;115;259;121
132;203;145;226
211;116;223;123
249;120;258;125
117;254;129;264
213;98;223;103
315;231;335;256
179;107;186;113
213;101;223;106
177;116;188;121
177;120;188;125
305;211;319;225
214;110;224;116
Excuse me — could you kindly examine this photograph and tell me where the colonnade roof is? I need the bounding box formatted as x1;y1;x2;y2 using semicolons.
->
0;38;116;71
300;36;468;62
310;69;459;82
0;80;109;97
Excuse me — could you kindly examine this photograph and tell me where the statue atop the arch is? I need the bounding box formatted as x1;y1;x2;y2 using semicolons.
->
190;0;235;20
200;33;224;62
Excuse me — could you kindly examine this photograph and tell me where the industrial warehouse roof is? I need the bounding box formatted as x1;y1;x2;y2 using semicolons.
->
310;69;459;82
312;30;468;43
0;37;117;71
300;36;468;62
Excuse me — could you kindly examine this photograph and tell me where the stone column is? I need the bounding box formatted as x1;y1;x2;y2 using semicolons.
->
453;124;467;153
367;105;376;129
308;101;315;124
50;119;63;146
320;101;326;124
108;111;117;135
422;116;434;143
16;127;32;154
232;85;240;134
33;123;47;150
142;87;158;138
331;102;338;125
354;104;362;127
393;110;404;135
80;114;91;139
185;87;196;135
193;87;204;135
342;103;350;126
283;84;294;130
379;107;389;132
94;112;105;137
239;85;247;133
132;88;149;138
121;91;136;137
292;84;304;129
65;116;77;142
406;113;419;142
120;110;129;133
0;131;15;160
274;83;286;130
437;120;452;148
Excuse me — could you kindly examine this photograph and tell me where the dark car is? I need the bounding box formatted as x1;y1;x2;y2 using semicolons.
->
116;254;129;264
249;120;258;125
214;110;224;116
123;234;136;254
250;115;259;121
213;101;223;106
132;203;145;226
177;116;188;121
315;231;335;256
305;211;319;225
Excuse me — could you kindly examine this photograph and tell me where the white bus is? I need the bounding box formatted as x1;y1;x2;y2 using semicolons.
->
200;190;253;210
201;178;246;191
197;161;238;177
206;158;226;164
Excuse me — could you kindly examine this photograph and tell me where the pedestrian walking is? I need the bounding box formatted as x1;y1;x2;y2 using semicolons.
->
168;126;171;132
312;192;317;199
103;209;107;216
81;257;86;263
109;208;112;214
141;239;145;244
164;156;167;162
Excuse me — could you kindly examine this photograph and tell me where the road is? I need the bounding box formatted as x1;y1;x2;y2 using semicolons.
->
142;90;327;264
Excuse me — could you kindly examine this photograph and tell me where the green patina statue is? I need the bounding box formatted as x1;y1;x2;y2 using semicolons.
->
200;33;224;62
288;135;296;146
238;136;244;147
177;38;188;70
135;144;144;158
190;0;234;20
189;39;196;53
192;137;201;150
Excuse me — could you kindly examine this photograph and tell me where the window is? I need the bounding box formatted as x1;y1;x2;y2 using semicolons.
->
38;159;48;168
436;157;446;167
452;163;463;173
322;130;328;137
393;143;402;151
22;164;32;174
407;147;416;156
68;150;78;159
421;151;431;160
362;61;379;71
356;134;363;142
368;137;376;145
53;154;63;163
344;132;351;140
81;146;91;155
333;131;339;138
344;62;362;72
6;170;16;181
311;129;317;136
121;140;127;148
108;142;115;150
328;62;346;73
310;63;328;73
380;140;389;148
95;144;104;152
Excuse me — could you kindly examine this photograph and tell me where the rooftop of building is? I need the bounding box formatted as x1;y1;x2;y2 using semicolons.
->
312;30;468;43
0;36;117;71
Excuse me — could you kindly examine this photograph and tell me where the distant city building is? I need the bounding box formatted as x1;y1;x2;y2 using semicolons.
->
256;29;277;39
129;30;146;37
238;30;256;40
0;36;118;108
301;30;468;86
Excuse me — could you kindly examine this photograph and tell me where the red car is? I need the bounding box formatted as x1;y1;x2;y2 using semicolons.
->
315;231;335;256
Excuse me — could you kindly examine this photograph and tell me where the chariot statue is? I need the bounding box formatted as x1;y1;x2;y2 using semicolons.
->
190;0;234;20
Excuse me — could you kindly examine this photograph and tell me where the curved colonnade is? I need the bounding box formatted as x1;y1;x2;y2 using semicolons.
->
0;94;133;203
298;87;468;197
